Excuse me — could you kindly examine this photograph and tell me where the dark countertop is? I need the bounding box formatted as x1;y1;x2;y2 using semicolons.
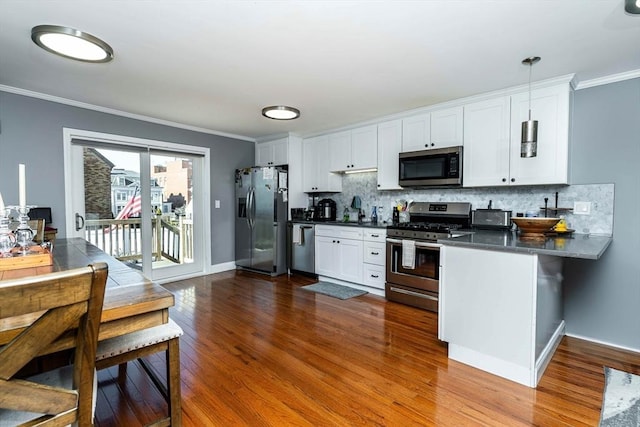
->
289;220;388;229
439;229;612;260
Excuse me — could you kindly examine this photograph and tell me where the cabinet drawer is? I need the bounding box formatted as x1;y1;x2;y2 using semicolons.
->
363;229;386;242
315;225;363;239
363;241;386;265
363;264;385;289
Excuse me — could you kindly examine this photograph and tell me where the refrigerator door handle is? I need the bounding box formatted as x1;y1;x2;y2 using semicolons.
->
247;186;255;229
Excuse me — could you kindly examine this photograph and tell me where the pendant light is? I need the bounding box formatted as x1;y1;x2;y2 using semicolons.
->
521;56;540;158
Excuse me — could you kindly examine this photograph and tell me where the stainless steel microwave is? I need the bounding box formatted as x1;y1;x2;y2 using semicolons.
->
398;146;462;187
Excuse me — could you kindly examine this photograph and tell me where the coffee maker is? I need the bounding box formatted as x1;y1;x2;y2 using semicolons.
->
315;198;337;221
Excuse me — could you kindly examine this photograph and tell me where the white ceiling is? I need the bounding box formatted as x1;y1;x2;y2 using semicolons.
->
1;1;639;140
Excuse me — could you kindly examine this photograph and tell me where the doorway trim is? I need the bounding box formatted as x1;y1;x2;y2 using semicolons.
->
62;127;212;281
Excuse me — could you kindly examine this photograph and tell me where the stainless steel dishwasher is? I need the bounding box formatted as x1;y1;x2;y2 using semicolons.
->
287;222;315;275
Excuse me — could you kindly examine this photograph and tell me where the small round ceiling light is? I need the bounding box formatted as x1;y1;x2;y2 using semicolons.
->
31;25;114;63
262;106;300;120
625;0;640;14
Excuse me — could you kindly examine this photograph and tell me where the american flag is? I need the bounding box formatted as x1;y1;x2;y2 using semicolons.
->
106;190;141;233
115;193;142;220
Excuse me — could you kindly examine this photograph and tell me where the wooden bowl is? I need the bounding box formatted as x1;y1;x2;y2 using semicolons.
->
511;217;561;239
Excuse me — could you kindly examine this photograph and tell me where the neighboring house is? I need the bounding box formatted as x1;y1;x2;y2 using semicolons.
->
152;159;192;205
83;148;114;219
110;168;164;217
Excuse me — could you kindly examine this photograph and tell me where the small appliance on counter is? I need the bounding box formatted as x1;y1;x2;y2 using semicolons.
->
291;208;306;220
471;209;512;230
315;198;337;221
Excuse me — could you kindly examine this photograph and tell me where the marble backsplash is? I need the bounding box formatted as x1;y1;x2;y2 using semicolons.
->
310;172;614;236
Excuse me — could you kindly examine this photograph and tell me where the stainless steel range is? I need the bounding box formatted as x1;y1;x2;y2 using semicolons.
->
386;202;471;312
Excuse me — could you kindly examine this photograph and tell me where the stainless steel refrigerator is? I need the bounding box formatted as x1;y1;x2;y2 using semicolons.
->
235;166;288;276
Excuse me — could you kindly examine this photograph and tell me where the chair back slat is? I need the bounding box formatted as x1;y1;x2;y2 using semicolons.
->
0;302;87;379
0;262;108;426
0;273;93;319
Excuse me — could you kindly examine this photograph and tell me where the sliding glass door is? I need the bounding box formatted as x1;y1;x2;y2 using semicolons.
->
64;129;209;281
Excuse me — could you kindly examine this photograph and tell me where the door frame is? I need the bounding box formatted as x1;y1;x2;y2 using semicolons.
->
62;128;212;281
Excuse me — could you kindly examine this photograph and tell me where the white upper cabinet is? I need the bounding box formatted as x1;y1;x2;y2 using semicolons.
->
328;131;351;171
303;135;342;193
402;107;463;152
377;119;403;190
463;83;571;187
255;137;288;166
463;97;511;187
508;84;570;186
329;125;377;172
431;106;464;148
402;113;431;152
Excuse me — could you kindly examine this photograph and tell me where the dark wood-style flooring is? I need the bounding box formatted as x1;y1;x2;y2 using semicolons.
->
94;271;640;426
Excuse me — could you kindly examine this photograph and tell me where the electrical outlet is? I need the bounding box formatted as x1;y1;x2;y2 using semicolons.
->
215;200;221;209
573;201;591;215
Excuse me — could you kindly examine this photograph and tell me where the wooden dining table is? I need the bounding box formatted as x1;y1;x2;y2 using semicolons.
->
0;237;175;353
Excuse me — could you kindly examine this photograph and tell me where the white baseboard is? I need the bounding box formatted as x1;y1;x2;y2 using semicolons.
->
564;332;640;354
448;344;534;387
207;261;237;274
535;321;566;385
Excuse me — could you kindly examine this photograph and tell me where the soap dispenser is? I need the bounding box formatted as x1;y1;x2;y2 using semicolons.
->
343;206;350;222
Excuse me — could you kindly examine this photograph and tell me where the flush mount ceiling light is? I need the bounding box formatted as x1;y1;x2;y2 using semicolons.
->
31;25;114;63
261;106;300;120
625;0;640;14
521;56;541;158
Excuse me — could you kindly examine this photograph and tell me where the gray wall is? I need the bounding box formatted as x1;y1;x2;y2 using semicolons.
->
0;91;254;266
563;77;640;350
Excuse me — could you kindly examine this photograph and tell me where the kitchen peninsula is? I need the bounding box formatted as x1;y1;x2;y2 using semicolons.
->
437;231;612;387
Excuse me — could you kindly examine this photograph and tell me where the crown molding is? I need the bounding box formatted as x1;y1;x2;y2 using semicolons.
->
575;69;640;90
0;84;256;142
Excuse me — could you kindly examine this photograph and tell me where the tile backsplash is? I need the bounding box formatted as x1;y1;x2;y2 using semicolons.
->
311;172;614;236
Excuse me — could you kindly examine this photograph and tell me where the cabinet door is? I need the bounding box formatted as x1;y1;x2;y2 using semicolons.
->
256;138;288;166
315;236;338;277
377;120;403;190
351;125;377;170
463;97;511;187
509;85;570;185
431;106;464;148
271;138;288;166
255;143;273;166
329;131;352;172
402;113;431;152
315;135;342;192
337;239;363;283
302;137;319;191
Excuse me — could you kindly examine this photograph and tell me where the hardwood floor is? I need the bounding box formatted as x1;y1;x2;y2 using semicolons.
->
95;271;640;426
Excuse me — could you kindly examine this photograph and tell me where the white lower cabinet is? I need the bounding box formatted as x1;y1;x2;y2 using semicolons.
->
315;226;386;293
315;226;363;283
439;245;564;388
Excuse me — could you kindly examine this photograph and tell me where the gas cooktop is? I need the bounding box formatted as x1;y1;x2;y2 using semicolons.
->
386;202;472;241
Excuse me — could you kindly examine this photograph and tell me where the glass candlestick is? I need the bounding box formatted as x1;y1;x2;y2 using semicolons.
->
12;206;36;255
0;208;16;257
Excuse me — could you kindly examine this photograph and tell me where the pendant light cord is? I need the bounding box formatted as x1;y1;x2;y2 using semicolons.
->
528;62;532;121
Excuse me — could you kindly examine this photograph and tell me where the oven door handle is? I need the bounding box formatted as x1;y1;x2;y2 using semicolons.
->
389;286;439;301
386;238;442;249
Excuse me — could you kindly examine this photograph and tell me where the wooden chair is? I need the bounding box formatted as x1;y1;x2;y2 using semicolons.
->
28;218;46;244
0;262;108;426
96;319;183;427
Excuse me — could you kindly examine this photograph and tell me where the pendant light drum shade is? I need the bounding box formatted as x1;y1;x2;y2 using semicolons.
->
521;56;540;158
31;25;114;63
